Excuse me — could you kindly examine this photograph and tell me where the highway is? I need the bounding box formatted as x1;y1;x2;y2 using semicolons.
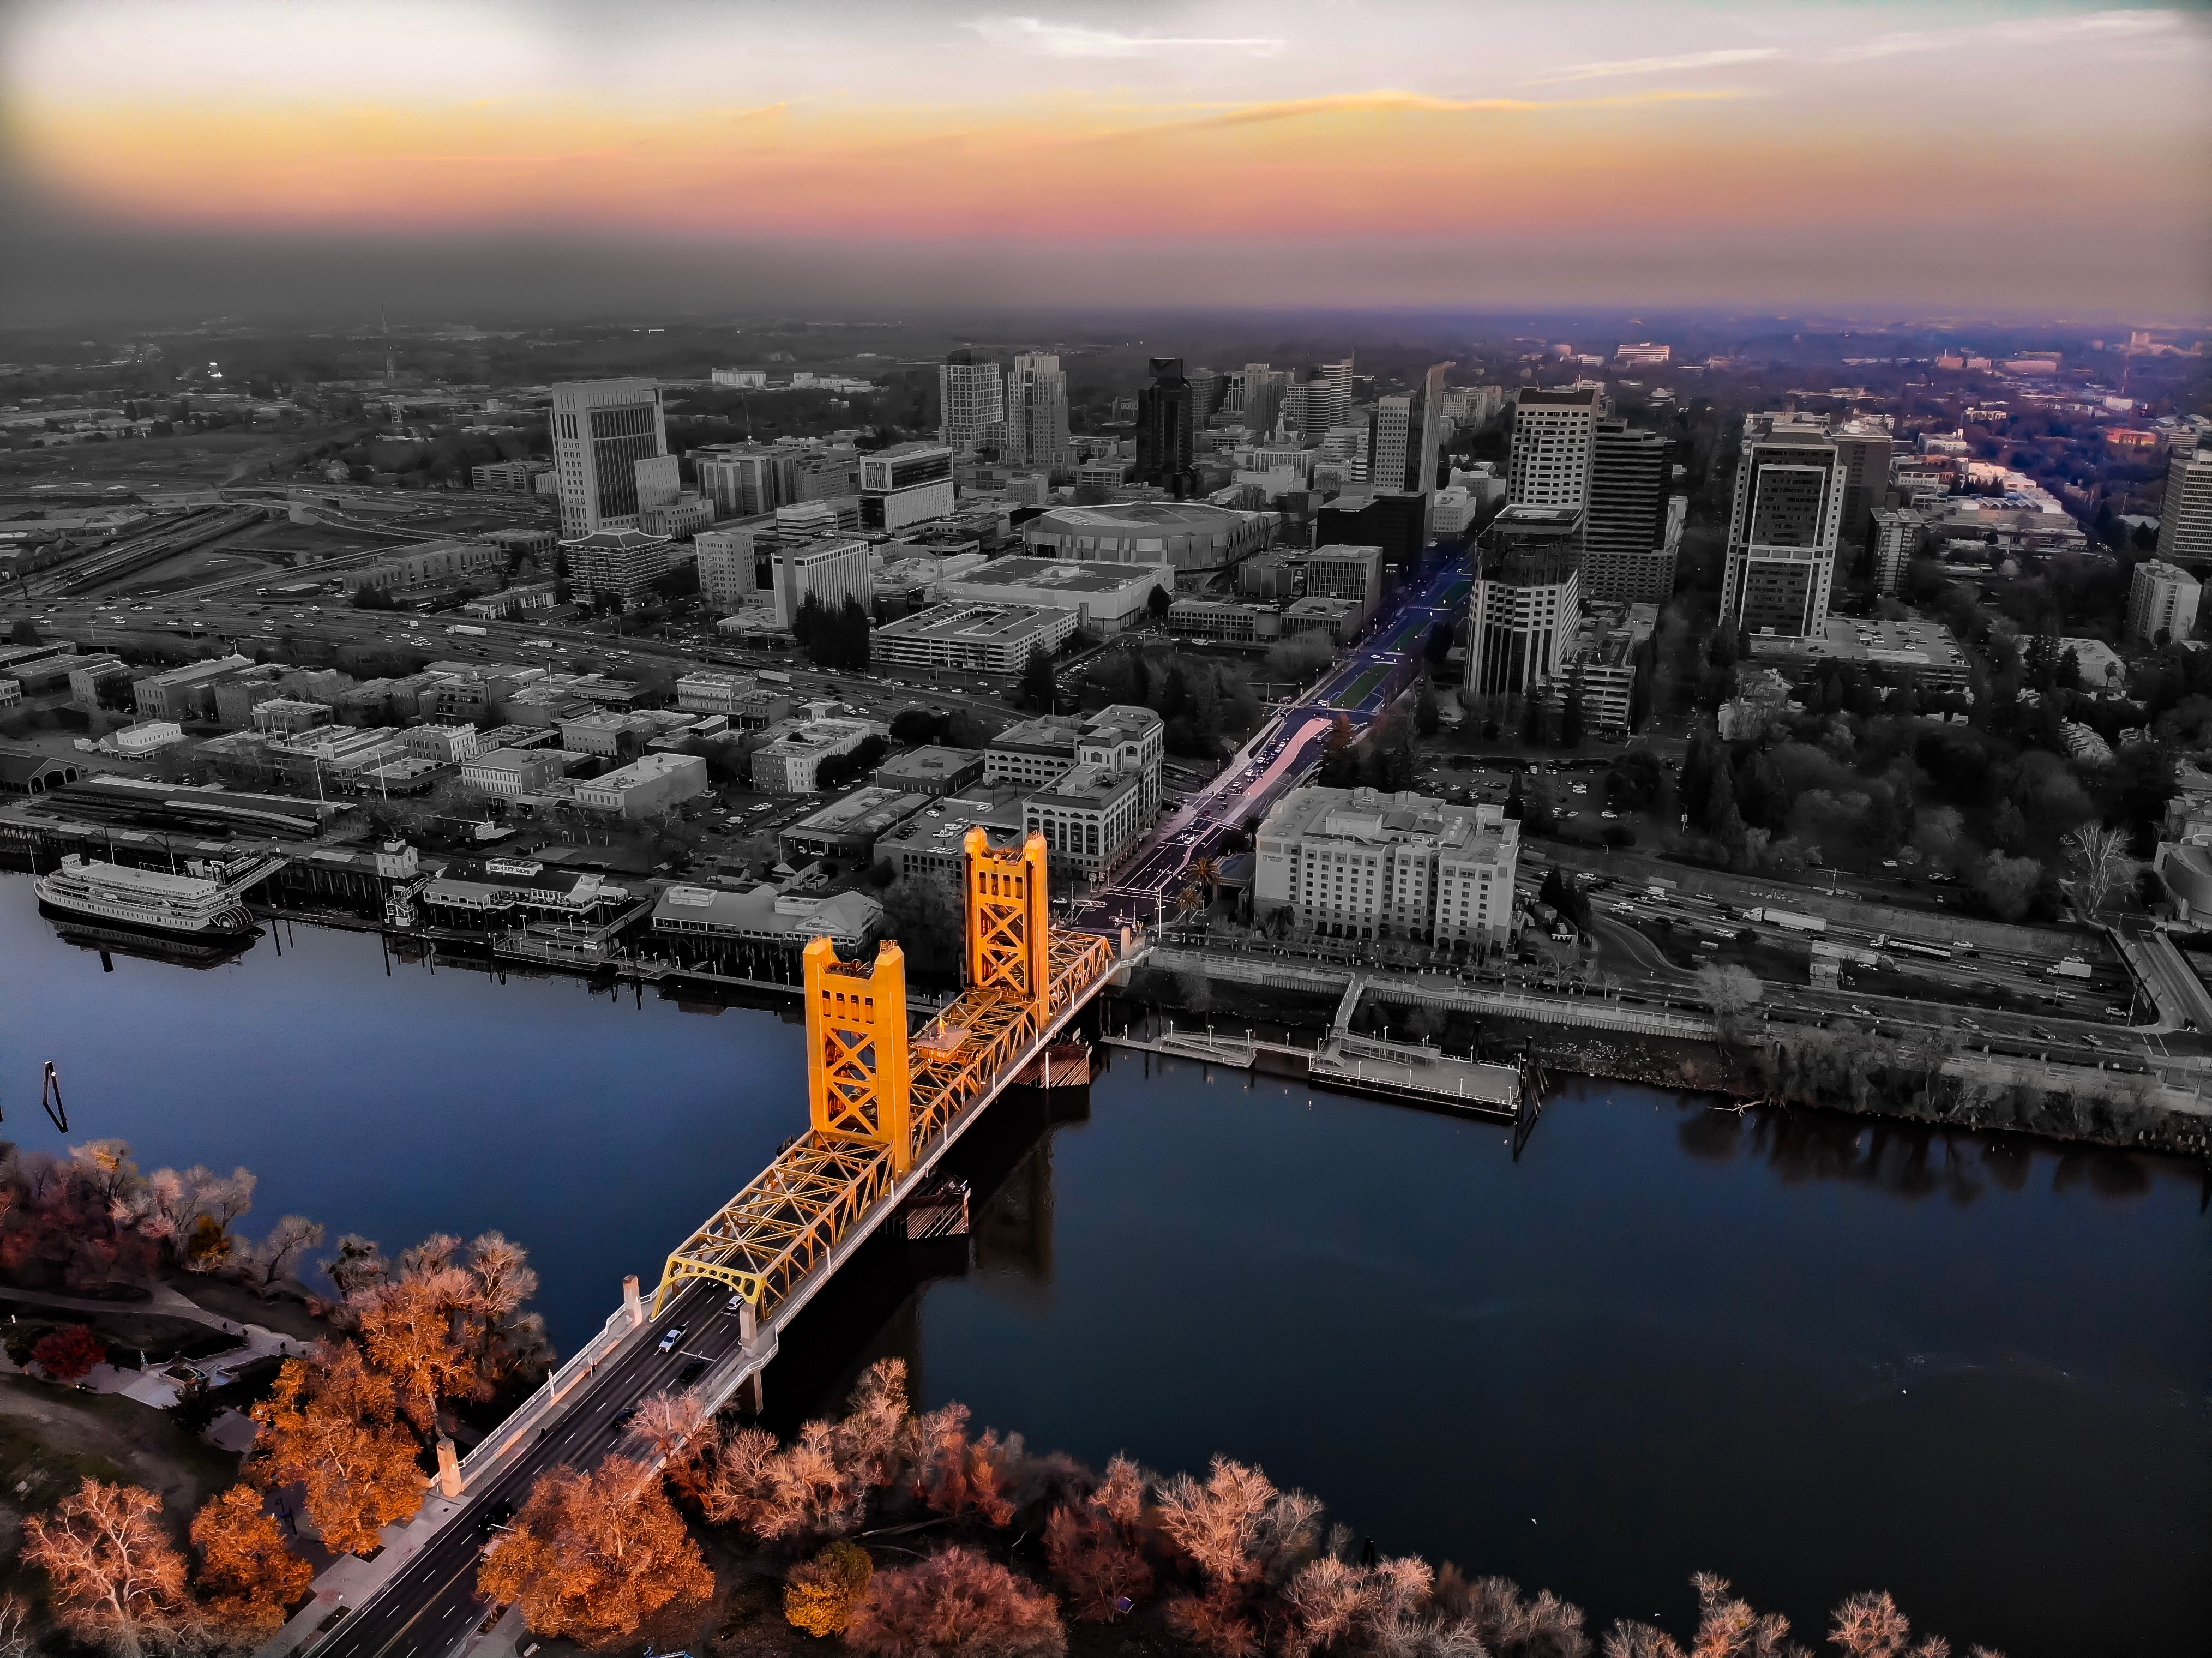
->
312;1279;728;1658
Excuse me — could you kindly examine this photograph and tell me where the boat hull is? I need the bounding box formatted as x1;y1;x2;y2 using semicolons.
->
36;892;260;944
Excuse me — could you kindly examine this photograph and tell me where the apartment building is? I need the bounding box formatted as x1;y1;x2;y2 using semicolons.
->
1254;786;1521;950
2127;559;2201;645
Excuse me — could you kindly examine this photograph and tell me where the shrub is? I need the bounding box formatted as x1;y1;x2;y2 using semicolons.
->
32;1324;106;1383
846;1546;1066;1658
785;1540;874;1637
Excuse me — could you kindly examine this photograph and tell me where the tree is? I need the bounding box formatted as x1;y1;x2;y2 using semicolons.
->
348;1272;476;1434
190;1485;314;1650
1694;963;1762;1024
1020;646;1057;713
1044;1456;1153;1622
32;1323;107;1383
845;1546;1066;1658
1828;1590;1962;1658
247;1343;425;1556
242;1215;324;1291
477;1457;715;1649
1412;680;1439;736
8;618;38;646
1153;1458;1321;1655
1600;1571;1799;1658
22;1479;198;1658
1147;585;1171;618
1318;716;1359;788
2063;822;2129;917
1560;682;1584;749
786;1540;875;1637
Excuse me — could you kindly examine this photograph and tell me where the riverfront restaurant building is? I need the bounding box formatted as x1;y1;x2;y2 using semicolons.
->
648;885;882;985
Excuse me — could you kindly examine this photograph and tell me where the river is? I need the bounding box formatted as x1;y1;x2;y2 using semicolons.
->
0;876;2202;1654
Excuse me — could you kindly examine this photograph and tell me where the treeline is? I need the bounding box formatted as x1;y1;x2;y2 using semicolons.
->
474;1357;2004;1658
1084;648;1261;759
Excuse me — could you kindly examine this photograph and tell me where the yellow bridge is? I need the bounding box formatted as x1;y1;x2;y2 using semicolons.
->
652;830;1117;1318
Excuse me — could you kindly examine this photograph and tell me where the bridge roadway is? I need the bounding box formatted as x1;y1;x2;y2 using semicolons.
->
298;934;1115;1658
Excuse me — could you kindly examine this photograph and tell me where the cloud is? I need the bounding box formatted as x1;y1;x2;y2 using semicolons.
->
1525;47;1783;85
1080;86;1750;144
963;15;1284;58
1831;7;2185;62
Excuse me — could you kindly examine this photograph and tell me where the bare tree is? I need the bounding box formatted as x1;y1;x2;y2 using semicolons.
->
2062;822;2129;917
21;1479;200;1657
244;1215;325;1290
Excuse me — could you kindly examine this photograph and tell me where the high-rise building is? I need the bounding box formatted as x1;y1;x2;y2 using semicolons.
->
2156;448;2212;565
693;442;801;520
695;528;756;614
1464;506;1583;702
1003;353;1071;471
2126;558;2201;645
1414;362;1453;513
1312;358;1355;430
1507;386;1606;512
1135;358;1197;496
938;350;1005;454
1870;505;1934;596
561;527;671;607
1369;394;1414;492
550;378;669;539
773;537;873;629
1584;418;1674;603
1242;365;1289;437
1720;413;1843;638
1830;422;1895;552
858;443;955;532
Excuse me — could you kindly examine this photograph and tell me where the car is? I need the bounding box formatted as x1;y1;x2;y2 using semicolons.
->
1880;860;1899;869
657;1324;686;1353
677;1357;710;1386
726;1291;747;1313
2104;1005;2129;1019
609;1403;641;1431
1961;1018;1982;1033
2030;1027;2056;1042
1849;1005;1873;1017
2082;1033;2105;1049
1601;809;1618;819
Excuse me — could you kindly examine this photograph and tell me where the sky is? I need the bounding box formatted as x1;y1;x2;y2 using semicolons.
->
1;0;2208;326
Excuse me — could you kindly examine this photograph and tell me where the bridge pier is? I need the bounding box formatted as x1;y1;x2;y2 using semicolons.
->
623;1272;644;1329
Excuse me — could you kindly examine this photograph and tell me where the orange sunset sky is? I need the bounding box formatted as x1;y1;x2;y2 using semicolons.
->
2;0;2207;320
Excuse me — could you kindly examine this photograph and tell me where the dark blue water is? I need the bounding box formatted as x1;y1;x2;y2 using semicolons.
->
0;876;2203;1654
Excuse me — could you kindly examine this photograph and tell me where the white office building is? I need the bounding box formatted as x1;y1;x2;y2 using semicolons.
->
1508;386;1606;512
2156;449;2212;566
1871;505;1935;595
1254;786;1521;950
2127;559;2201;645
772;537;871;629
1720;413;1842;639
696;528;756;614
938;353;1005;453
550;379;669;539
873;603;1075;676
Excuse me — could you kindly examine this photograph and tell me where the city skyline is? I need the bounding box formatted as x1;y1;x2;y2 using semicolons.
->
2;0;2208;323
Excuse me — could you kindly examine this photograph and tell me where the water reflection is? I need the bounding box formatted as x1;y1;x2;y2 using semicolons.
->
1675;1097;2160;1204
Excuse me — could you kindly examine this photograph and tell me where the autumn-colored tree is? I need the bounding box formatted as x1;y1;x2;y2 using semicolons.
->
190;1484;316;1650
1431;1569;1592;1658
1280;1554;1434;1658
702;1420;867;1545
635;1389;720;1502
830;1357;911;1491
21;1478;200;1658
348;1270;476;1435
1153;1456;1324;1653
845;1546;1066;1658
1043;1455;1154;1623
479;1457;713;1648
32;1322;106;1382
247;1342;424;1556
905;1403;1019;1527
1828;1591;1996;1658
785;1540;875;1637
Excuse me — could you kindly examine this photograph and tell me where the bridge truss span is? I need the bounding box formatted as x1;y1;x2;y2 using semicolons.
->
653;830;1117;1320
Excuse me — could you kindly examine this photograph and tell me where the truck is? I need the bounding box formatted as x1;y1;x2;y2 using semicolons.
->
447;623;488;637
1870;934;1951;961
757;669;792;686
2048;956;2093;980
1747;906;1828;935
1812;940;1884;968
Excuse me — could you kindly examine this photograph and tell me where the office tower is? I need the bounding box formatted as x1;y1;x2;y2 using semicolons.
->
1414;361;1453;511
695;528;755;614
2127;559;2201;644
693;442;801;520
1830;422;1895;551
1720;413;1843;638
1464;506;1584;701
1189;369;1230;428
1507;386;1606;511
1585;418;1674;603
1135;358;1197;496
938;349;1005;453
1003;353;1071;471
550;378;669;538
1369;394;1414;492
2156;448;2212;564
859;443;955;532
773;537;873;629
1242;365;1289;437
1313;358;1354;429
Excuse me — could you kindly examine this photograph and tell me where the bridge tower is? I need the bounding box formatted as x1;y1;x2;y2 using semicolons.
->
964;827;1050;1019
803;936;914;1173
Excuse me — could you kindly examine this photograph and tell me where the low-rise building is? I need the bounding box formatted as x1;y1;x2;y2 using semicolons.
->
1254;785;1520;951
249;698;335;736
65;656;131;707
874;788;1027;890
984;714;1084;790
0;740;81;794
402;723;484;764
461;747;568;797
461;582;558;620
0;678;17;710
874;744;984;798
421;861;632;928
1022;762;1145;880
557;711;657;759
873;603;1077;676
649;885;881;984
753;716;885;793
131;655;254;722
1280;596;1363;643
2058;636;2127;693
941;556;1168;633
1167;598;1282;643
1553;602;1656;736
779;785;930;867
1745;614;1971;691
573;751;708;818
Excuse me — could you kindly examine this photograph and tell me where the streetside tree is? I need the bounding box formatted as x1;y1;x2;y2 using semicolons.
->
247;1343;425;1556
477;1456;714;1649
190;1485;315;1651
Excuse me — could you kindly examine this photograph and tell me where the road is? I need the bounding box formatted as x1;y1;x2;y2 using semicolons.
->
314;1279;727;1658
